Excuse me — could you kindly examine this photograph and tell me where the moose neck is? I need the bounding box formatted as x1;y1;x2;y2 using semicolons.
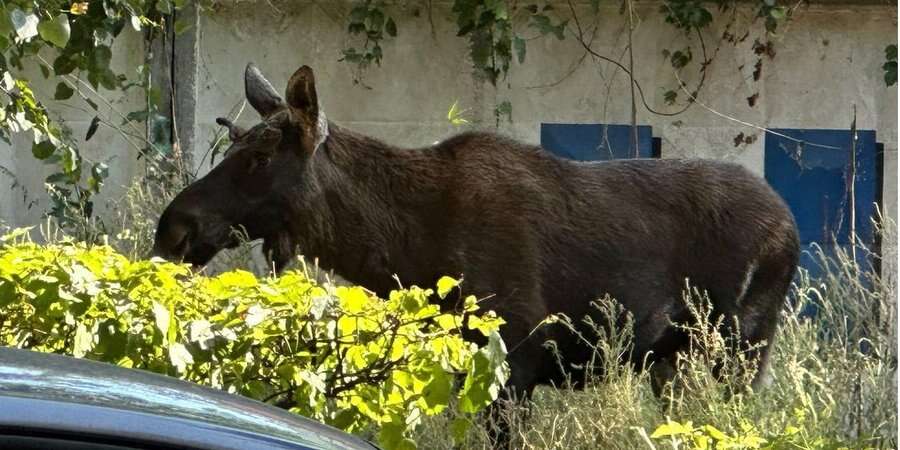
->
289;124;447;295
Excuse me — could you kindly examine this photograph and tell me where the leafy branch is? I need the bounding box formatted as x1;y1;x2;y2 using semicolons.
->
0;0;186;237
341;0;398;87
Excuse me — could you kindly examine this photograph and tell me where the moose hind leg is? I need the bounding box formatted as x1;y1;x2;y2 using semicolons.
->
649;355;678;398
734;255;796;390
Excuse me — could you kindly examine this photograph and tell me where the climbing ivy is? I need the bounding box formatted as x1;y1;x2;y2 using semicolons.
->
341;0;398;85
884;44;896;87
450;0;568;84
338;0;790;86
337;0;793;119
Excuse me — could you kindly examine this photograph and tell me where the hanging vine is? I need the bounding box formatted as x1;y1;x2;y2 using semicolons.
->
334;0;795;125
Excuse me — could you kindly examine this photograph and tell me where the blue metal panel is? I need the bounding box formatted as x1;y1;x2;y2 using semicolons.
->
540;123;654;160
764;128;882;280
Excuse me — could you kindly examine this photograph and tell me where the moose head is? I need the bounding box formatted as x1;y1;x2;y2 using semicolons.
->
153;63;329;270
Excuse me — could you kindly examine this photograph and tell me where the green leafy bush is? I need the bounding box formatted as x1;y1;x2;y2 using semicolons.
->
0;229;509;449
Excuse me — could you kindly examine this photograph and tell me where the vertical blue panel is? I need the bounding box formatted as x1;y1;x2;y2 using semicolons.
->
540;123;654;161
764;129;881;281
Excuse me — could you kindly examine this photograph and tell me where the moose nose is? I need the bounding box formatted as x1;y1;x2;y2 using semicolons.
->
152;227;191;261
153;205;197;263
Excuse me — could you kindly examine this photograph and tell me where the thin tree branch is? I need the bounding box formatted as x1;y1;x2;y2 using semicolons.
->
673;70;842;150
565;3;691;118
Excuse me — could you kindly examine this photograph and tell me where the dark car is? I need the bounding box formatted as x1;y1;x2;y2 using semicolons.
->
0;347;379;450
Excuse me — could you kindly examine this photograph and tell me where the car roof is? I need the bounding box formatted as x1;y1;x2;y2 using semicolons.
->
0;348;376;450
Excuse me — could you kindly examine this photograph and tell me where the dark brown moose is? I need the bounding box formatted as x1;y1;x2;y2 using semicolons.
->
154;63;800;446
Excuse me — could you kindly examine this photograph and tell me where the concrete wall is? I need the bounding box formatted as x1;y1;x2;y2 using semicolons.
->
1;1;897;234
194;1;897;221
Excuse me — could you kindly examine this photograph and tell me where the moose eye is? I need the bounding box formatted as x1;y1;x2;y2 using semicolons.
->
251;151;272;170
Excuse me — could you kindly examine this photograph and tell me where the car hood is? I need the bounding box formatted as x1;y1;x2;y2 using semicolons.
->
0;348;376;450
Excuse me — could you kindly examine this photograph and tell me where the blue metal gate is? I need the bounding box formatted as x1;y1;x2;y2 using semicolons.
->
764;128;883;280
540;123;656;161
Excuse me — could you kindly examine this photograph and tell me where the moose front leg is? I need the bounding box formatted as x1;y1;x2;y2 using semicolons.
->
486;352;540;450
262;231;297;273
484;313;550;449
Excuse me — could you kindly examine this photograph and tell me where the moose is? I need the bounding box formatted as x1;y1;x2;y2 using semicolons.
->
154;63;800;446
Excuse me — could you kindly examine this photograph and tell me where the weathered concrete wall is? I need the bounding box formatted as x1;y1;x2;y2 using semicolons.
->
194;1;477;164
1;1;896;239
193;1;897;223
495;2;898;224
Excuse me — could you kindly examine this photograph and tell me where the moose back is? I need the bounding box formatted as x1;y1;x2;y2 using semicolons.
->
154;63;800;406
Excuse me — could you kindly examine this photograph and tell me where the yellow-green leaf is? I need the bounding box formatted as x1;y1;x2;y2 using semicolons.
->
436;276;459;299
651;420;695;439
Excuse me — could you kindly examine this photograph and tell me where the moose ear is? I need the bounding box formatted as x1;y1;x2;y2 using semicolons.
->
215;117;246;141
245;63;284;118
285;65;318;116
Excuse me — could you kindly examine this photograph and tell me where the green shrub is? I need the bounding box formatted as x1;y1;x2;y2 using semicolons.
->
0;229;509;450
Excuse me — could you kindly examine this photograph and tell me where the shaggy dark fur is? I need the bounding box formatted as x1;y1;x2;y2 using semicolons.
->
155;64;800;445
